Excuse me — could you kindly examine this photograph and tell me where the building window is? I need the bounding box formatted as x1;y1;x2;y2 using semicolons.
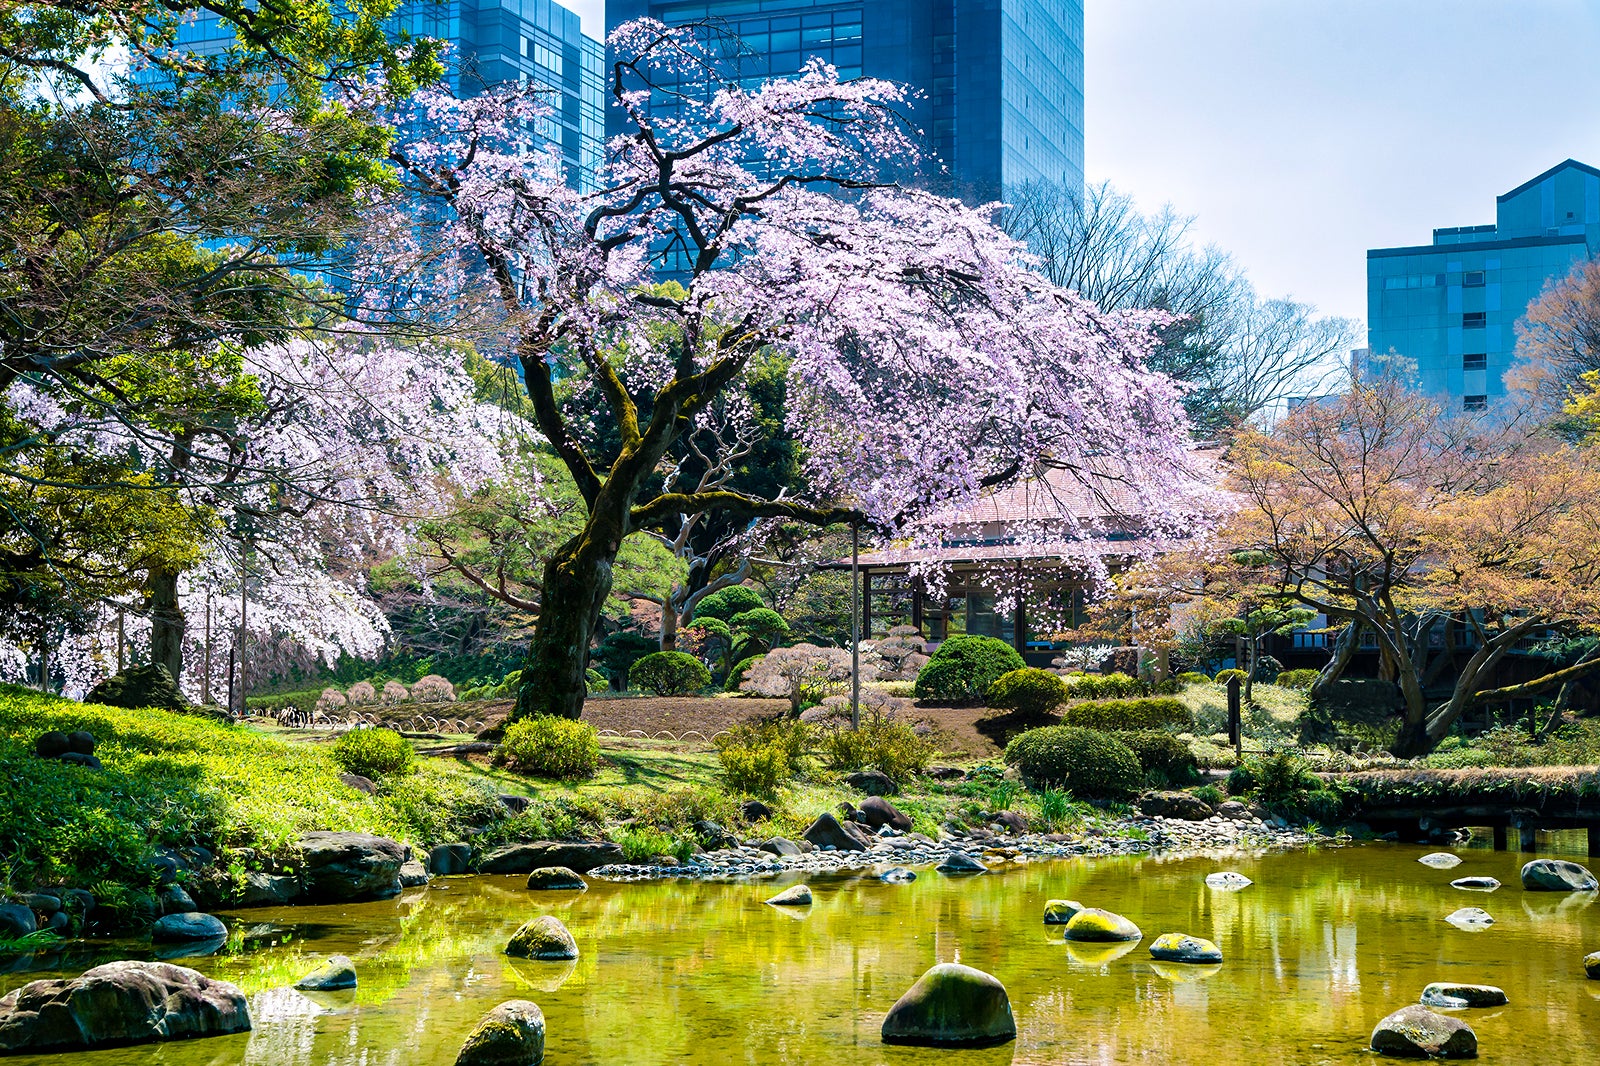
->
1464;395;1488;411
1463;271;1485;287
1462;311;1486;328
1463;352;1487;371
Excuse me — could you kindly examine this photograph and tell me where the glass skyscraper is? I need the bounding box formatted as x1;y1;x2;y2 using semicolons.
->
1367;159;1600;409
604;0;1085;203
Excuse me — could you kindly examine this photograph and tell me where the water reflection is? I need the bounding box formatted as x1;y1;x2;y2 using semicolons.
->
2;844;1599;1064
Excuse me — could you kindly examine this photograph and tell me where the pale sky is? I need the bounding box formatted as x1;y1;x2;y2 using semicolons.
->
570;0;1600;326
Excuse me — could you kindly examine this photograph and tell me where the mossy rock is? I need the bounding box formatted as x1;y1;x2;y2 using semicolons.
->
1420;983;1506;1008
1063;907;1142;943
1043;899;1083;925
505;916;577;961
1148;933;1221;964
1585;951;1600;980
1369;1005;1476;1059
85;664;190;713
456;1000;545;1066
524;867;586;892
880;963;1016;1048
765;884;813;906
294;956;357;992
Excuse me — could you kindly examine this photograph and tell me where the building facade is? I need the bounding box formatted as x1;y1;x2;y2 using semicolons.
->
604;0;1085;203
141;0;604;189
1367;160;1600;409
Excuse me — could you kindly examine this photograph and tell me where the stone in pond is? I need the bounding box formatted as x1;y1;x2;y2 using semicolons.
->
505;916;578;960
801;812;870;852
1451;876;1500;891
0;903;36;939
935;851;987;874
1205;871;1252;890
1063;907;1142;943
294;955;357;992
1520;858;1599;892
765;884;813;906
430;843;473;875
0;961;249;1053
1420;982;1506;1009
1584;951;1600;979
1418;852;1463;869
1369;1005;1476;1059
456;999;545;1066
879;868;916;883
525;867;587;891
1148;933;1222;964
151;912;227;942
296;831;407;902
880;963;1016;1048
1043;899;1083;925
1444;907;1494;929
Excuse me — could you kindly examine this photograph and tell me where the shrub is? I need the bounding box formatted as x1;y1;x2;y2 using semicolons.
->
630;651;711;696
1194;784;1223;807
615;826;692;863
1059;697;1193;732
495;716;601;779
692;585;765;623
717;741;791;796
1002;725;1142;799
315;687;348;714
1176;671;1212;685
331;727;414;779
1275;668;1320;690
913;635;1025;704
381;680;410;705
1253;655;1284;683
1065;672;1146;700
1115;729;1198;785
1213;668;1248;686
592;632;658;691
742;644;861;714
410;674;456;703
346;680;377;705
1226;762;1256;796
585;668;609;694
725;654;764;692
1301;789;1344;824
817;718;933;783
985;667;1069;716
1244;750;1321;812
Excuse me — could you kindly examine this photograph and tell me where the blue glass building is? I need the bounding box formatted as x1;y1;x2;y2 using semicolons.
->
140;1;604;190
604;0;1085;203
1367;159;1600;409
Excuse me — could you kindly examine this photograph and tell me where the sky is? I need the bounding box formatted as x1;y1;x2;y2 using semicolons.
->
566;0;1600;328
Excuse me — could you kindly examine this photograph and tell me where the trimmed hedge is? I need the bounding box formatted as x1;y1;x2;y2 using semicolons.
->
1275;668;1320;690
1214;668;1248;685
1114;730;1198;785
1060;696;1193;732
1002;725;1142;799
985;667;1068;716
630;651;711;696
1065;671;1146;700
913;635;1025;704
495;716;601;779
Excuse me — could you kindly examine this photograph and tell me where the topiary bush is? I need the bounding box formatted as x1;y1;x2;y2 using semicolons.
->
1115;730;1198;785
985;667;1069;716
1275;668;1320;690
691;585;765;623
346;680;377;704
1176;671;1212;685
725;654;764;692
1059;696;1193;732
332;727;414;779
495;716;601;779
913;635;1025;704
1064;671;1147;700
409;674;456;703
1213;668;1248;686
630;651;711;696
1002;725;1142;799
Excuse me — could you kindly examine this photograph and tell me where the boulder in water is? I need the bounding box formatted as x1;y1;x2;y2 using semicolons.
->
879;867;916;883
880;963;1016;1048
150;912;227;942
802;812;871;852
295;956;357;992
1584;951;1600;980
525;867;586;891
765;884;813;906
456;1000;545;1066
296;831;407;902
505;916;578;961
1444;907;1494;930
1205;871;1252;890
1043;899;1083;924
1420;982;1506;1008
429;843;473;875
758;837;802;857
0;961;249;1053
1418;852;1462;869
1520;858;1598;892
935;851;987;874
1369;1005;1476;1058
1148;933;1221;964
1063;907;1141;943
1450;876;1500;891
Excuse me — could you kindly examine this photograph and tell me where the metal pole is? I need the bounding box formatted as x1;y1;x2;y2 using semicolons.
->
851;518;861;732
237;562;248;716
202;593;212;706
116;610;125;673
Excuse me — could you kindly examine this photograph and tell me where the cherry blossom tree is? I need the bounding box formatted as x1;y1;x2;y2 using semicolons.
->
379;19;1209;722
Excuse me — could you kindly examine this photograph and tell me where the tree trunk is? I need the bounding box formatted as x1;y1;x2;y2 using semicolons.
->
1310;621;1359;700
660;589;681;652
148;566;185;683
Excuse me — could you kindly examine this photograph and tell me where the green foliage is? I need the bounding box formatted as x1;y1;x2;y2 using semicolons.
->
716;741;791;797
728;607;789;650
817;719;933;783
1115;730;1199;785
592;632;658;691
585;668;609;694
692;585;765;623
1065;672;1148;700
607;786;739;833
1060;697;1193;732
1275;668;1320;690
1002;725;1143;800
1214;668;1248;685
1194;784;1223;807
495;717;601;780
1176;671;1212;685
913;635;1025;704
1036;786;1076;831
1226;763;1256;796
615;826;693;863
1237;750;1329;819
984;667;1069;716
331;728;414;780
725;654;764;692
629;651;711;696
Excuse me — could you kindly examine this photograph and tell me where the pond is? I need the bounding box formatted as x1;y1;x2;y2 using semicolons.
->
4;841;1599;1064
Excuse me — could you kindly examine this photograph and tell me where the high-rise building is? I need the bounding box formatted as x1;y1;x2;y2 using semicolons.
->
138;1;604;190
1366;160;1600;409
604;0;1085;203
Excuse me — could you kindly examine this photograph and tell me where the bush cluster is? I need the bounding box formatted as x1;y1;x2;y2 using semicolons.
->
1213;668;1248;685
818;718;933;783
1002;725;1142;800
495;716;601;780
331;727;414;780
1059;696;1193;732
984;667;1068;716
1065;671;1147;700
1114;730;1198;785
1274;669;1320;690
630;651;711;696
913;635;1025;704
1175;671;1212;685
715;720;811;796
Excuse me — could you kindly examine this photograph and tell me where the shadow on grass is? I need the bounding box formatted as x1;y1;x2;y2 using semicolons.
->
972;709;1062;750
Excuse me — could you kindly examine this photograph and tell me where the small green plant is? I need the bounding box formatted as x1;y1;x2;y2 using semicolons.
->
615;826;692;863
984;667;1068;716
1002;725;1142;800
913;635;1026;704
717;741;790;796
817;717;933;783
1036;786;1077;831
629;651;711;696
331;727;414;779
1059;696;1193;732
0;929;63;955
495;716;602;780
1274;668;1320;690
987;779;1021;811
1194;783;1223;807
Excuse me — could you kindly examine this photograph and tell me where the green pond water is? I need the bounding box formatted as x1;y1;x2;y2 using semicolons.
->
5;840;1600;1065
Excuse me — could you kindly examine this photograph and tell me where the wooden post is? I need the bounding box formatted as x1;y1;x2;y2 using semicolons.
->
1518;826;1537;852
850;519;860;732
1227;675;1242;759
1588;825;1600;858
1492;824;1508;851
1012;560;1026;654
910;577;924;636
201;593;212;706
